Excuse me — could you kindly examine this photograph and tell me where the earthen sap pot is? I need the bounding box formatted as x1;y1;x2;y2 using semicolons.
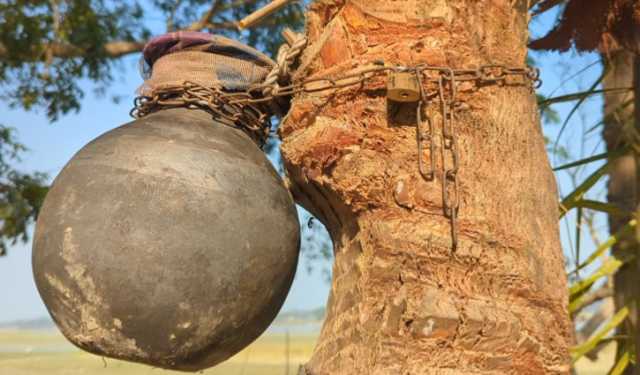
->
32;107;300;371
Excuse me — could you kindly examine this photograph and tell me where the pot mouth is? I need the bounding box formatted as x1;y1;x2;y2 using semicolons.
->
138;32;276;94
133;32;279;147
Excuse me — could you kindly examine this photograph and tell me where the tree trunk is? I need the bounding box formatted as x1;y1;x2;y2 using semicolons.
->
602;49;636;374
281;1;572;373
635;55;640;375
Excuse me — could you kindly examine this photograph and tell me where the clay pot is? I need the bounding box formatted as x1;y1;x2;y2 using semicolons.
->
32;108;300;371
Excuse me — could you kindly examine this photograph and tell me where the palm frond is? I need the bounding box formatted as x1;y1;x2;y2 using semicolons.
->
571;305;630;362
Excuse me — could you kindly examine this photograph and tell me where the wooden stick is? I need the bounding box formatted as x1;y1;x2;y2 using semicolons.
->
237;0;294;30
281;28;297;46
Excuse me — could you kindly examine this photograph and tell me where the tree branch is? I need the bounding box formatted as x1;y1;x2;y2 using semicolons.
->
186;0;224;31
166;0;184;31
0;0;255;61
0;40;146;60
187;0;260;31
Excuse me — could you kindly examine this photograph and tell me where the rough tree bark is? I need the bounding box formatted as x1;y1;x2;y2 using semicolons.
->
602;49;637;374
635;54;640;375
280;1;572;374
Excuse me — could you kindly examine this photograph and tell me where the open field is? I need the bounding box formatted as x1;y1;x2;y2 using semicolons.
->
0;328;616;374
0;329;316;375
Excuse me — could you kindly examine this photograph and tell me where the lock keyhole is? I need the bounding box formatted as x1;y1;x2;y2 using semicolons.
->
387;72;420;103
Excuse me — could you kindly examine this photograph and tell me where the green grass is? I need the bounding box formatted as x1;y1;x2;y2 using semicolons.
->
0;329;615;374
0;329;317;375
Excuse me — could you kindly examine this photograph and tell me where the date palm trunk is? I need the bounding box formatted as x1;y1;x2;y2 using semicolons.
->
602;49;637;374
280;1;572;373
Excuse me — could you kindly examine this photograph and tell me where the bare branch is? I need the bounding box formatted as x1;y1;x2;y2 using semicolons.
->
166;0;184;31
201;21;239;31
187;0;260;31
219;0;261;15
186;0;224;31
238;0;293;29
0;40;145;60
103;41;148;57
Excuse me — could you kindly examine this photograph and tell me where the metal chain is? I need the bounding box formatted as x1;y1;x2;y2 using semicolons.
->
131;63;539;134
130;36;540;249
438;70;460;251
235;63;540;105
130;83;272;146
411;65;538;250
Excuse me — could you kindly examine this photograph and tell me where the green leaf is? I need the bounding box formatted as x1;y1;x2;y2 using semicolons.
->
573;200;625;217
571;305;630;362
575;206;582;270
539;87;633;107
537;93;561;124
552;149;624;171
0;124;49;256
569;254;632;304
552;66;609;153
559;162;609;218
553;152;607;171
609;350;630;375
570;220;636;275
585;99;634;136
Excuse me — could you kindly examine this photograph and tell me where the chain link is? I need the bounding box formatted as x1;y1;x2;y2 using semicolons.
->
415;66;435;181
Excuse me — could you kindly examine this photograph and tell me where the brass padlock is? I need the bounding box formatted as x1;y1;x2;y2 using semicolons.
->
387;71;421;102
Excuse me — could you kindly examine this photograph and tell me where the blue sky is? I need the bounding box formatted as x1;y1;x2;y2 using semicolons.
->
0;8;607;323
